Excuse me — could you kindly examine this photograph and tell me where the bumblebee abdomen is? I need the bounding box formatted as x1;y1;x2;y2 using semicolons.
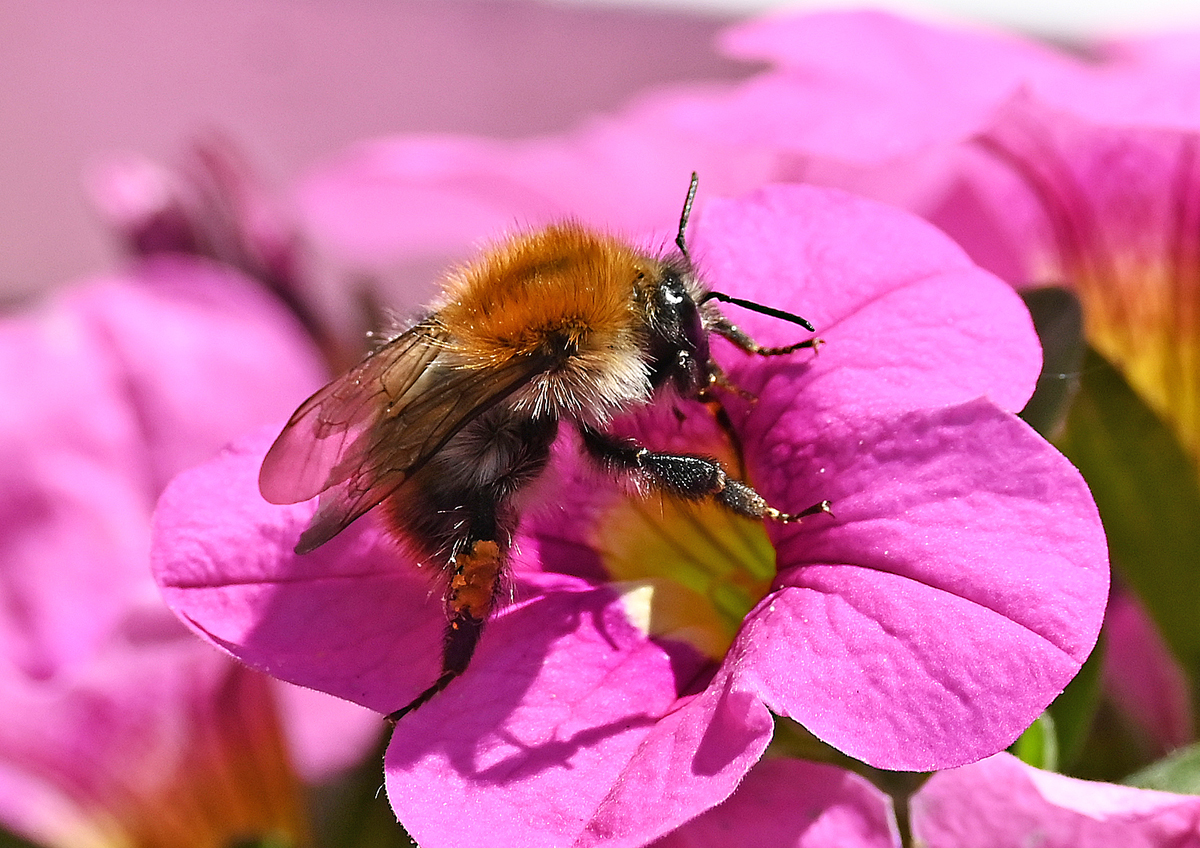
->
381;408;558;564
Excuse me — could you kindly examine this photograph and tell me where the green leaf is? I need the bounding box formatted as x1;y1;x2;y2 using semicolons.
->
1010;712;1059;772
1019;286;1085;437
307;731;418;848
1047;632;1104;769
0;828;38;848
1125;743;1200;795
1055;348;1200;684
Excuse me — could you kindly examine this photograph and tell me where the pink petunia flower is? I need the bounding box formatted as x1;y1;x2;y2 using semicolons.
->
644;8;1200;760
911;752;1200;847
937;92;1200;464
0;256;378;847
1102;588;1193;757
152;183;1108;847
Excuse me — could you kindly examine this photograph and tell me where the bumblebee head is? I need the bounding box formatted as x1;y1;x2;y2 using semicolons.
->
642;263;711;398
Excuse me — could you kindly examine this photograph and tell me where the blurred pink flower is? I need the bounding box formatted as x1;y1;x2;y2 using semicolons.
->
651;757;900;848
677;9;1081;166
911;752;1200;847
289;100;778;321
946;95;1200;459
86;140;299;293
0;256;378;847
675;10;1200;461
86;140;349;372
152;184;1108;847
1102;588;1193;756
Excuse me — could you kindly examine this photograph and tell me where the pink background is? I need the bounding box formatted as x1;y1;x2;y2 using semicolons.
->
1;0;751;301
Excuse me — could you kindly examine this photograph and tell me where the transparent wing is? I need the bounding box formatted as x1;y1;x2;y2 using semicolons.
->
259;322;445;505
258;321;550;553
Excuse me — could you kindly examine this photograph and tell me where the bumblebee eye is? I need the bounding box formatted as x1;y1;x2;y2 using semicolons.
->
645;270;711;395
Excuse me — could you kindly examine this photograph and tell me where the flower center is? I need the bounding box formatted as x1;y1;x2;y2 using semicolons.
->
979;110;1200;460
63;661;307;848
589;486;777;662
1082;259;1200;454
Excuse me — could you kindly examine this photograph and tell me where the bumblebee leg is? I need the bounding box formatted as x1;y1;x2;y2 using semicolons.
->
578;426;831;522
386;612;486;724
710;315;822;357
702;361;756;401
387;533;504;724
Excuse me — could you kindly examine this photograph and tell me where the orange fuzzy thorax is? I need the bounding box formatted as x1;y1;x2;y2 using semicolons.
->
435;224;663;420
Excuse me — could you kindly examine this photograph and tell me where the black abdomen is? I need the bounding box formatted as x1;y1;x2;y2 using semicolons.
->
383;407;560;568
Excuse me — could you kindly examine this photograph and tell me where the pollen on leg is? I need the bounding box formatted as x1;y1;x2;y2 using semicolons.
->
448;540;503;621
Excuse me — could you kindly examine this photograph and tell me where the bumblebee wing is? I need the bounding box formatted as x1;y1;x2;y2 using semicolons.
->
259;321;446;505
259;322;552;553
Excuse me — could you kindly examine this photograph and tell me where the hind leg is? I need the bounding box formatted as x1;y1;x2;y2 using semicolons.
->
386;538;501;723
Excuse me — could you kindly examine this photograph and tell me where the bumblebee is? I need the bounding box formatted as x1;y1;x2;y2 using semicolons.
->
258;175;828;722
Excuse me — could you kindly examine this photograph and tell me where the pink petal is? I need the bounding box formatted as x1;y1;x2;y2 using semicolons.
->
0;633;290;847
1;258;323;679
692;184;1042;416
385;584;774;848
721;9;1065;79
293;100;778;311
295;108;770;261
731;399;1108;770
711;9;1200;152
1100;30;1200;71
652;757;899;848
153;430;449;713
912;753;1200;847
276;683;383;781
0;312;149;677
1032;43;1200;131
155;439;774;847
70;256;326;492
2;258;375;838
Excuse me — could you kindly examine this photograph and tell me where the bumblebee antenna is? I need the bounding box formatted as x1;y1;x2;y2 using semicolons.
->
676;171;699;261
701;290;816;332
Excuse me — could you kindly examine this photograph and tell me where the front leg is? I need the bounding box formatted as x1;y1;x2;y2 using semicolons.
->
709;313;822;357
578;425;830;523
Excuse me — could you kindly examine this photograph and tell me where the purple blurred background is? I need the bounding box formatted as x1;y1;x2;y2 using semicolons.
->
1;0;753;301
